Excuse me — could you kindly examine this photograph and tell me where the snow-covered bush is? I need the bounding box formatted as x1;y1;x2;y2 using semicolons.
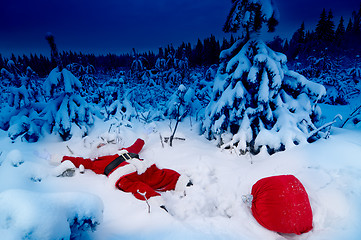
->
165;84;202;121
106;93;138;122
0;61;43;142
0;189;103;240
165;84;189;119
223;0;279;35
67;62;98;100
41;67;99;140
152;48;190;88
129;49;149;81
203;39;326;155
40;34;100;141
293;55;360;105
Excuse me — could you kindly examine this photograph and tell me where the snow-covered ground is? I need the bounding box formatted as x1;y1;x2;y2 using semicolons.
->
1;103;361;240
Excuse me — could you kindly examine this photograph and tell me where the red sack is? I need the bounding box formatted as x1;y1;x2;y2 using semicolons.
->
251;175;313;235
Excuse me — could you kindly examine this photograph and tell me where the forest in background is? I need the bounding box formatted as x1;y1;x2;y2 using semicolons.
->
0;3;361;155
1;5;361;80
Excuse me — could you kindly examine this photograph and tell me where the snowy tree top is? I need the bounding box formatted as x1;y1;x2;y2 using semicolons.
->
44;67;82;96
223;0;279;35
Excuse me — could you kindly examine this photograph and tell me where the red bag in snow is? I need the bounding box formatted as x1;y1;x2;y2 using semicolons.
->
250;175;313;235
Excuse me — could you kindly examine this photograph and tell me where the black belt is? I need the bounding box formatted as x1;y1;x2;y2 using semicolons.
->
104;152;140;176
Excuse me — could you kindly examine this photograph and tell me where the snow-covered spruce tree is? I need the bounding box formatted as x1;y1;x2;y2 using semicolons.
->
202;0;326;155
105;88;138;123
41;33;97;141
129;48;149;82
165;84;202;121
152;47;189;88
0;60;43;142
223;0;279;38
165;84;201;146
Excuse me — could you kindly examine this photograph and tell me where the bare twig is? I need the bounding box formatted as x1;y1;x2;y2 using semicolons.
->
169;109;188;146
307;114;342;140
159;133;164;148
164;137;186;143
341;105;361;128
66;145;74;155
137;190;151;213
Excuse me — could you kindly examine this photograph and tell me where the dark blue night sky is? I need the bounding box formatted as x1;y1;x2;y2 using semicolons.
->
1;0;360;57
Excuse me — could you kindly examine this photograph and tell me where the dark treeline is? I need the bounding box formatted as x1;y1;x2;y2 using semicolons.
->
268;4;361;62
0;35;237;78
1;4;361;78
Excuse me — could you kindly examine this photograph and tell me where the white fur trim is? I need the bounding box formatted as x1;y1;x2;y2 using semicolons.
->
49;153;63;166
127;158;151;175
108;163;137;186
175;174;190;193
52;160;75;177
147;195;165;207
79;164;85;174
116;149;128;155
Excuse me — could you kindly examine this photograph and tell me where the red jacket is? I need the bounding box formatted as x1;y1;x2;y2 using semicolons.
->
62;138;145;176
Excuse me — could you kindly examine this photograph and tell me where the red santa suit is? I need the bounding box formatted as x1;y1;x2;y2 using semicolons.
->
61;138;189;201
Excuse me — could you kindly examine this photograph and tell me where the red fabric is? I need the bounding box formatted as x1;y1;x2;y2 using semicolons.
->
116;164;181;200
62;138;145;174
62;138;181;201
251;175;313;235
122;138;145;155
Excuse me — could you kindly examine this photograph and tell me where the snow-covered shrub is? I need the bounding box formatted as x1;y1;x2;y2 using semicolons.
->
1;61;40;109
294;55;360;105
41;67;98;140
129;49;148;81
0;61;43;142
1;60;22;87
164;84;197;145
106;94;138;122
67;62;98;100
203;39;326;155
205;64;219;81
165;84;189;119
152;48;190;88
191;69;214;109
39;33;101;140
0;189;103;240
223;0;279;35
165;84;203;121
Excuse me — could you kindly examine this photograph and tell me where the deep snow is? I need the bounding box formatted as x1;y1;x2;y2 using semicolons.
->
0;104;361;240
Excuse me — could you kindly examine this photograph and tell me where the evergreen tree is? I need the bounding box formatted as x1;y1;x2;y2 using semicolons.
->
267;36;284;53
203;35;221;65
0;60;42;142
0;54;4;70
283;39;289;52
41;33;97;141
164;84;200;146
129;48;150;82
288;22;305;59
203;0;326;155
315;9;327;39
315;9;334;42
346;18;353;33
45;33;63;70
351;5;361;34
326;10;335;41
191;39;204;66
336;16;346;37
221;37;231;50
223;0;279;39
335;16;346;45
